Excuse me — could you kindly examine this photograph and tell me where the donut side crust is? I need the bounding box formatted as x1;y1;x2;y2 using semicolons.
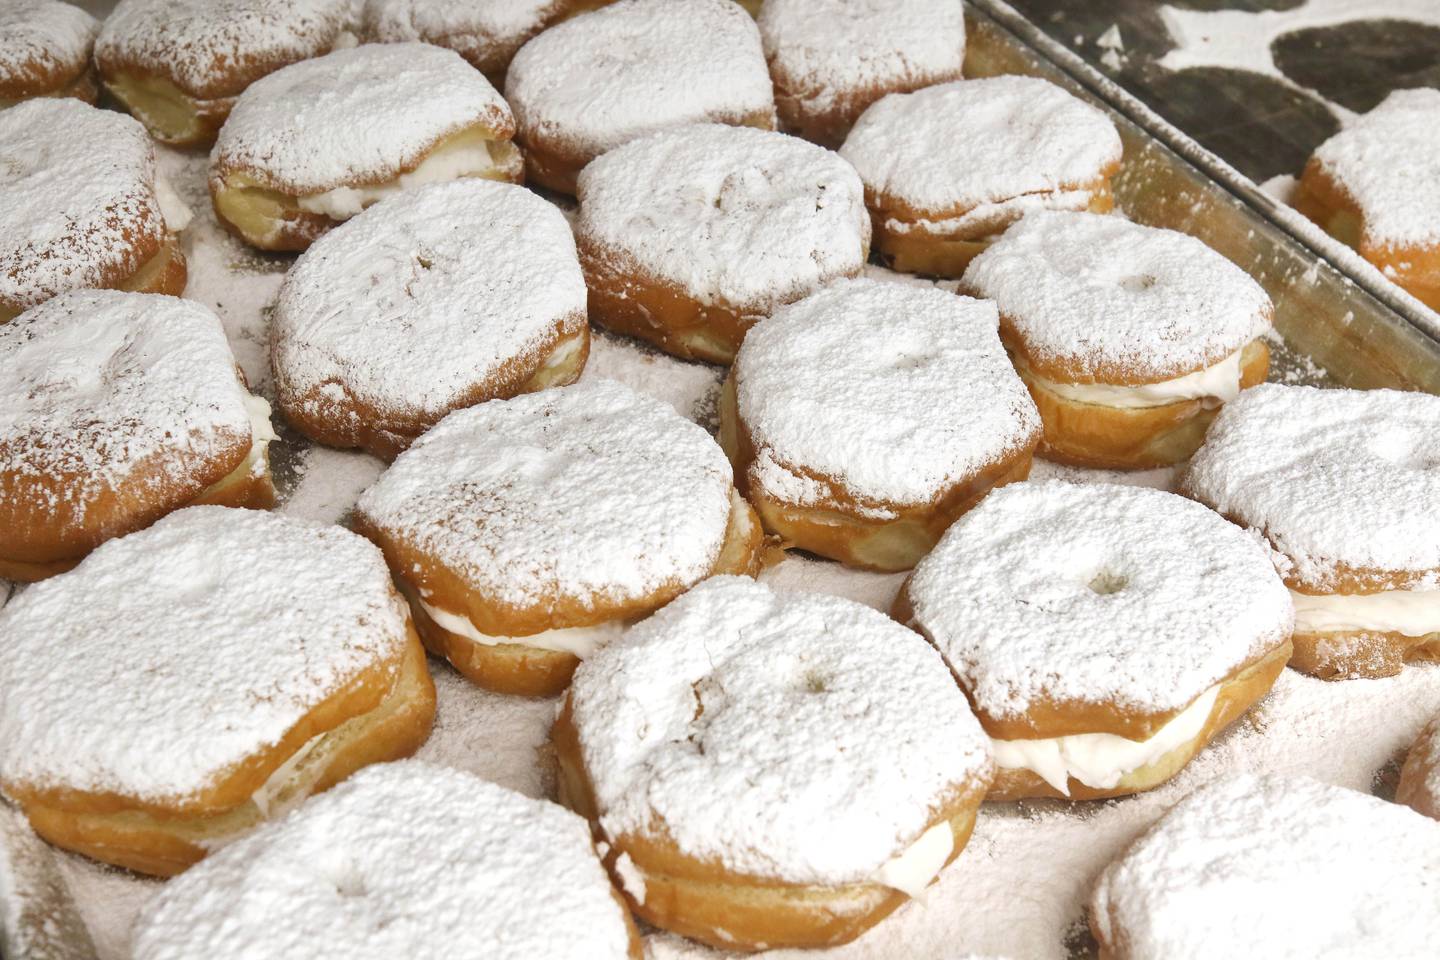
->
0;62;98;105
101;69;236;146
1288;627;1440;680
1397;717;1440;821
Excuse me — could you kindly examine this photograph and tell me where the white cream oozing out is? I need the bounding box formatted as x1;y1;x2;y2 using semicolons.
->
296;139;504;219
885;188;1095;238
248;730;327;818
1293;587;1440;636
1024;349;1244;410
991;684;1221;795
872;821;954;898
417;599;623;658
236;393;278;480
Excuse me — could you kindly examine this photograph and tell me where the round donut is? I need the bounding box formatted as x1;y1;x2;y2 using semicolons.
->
131;761;640;959
0;291;277;583
354;379;764;698
1398;714;1440;821
894;481;1293;801
0;1;99;107
0;506;437;877
1091;774;1440;959
576;123;869;364
361;0;614;86
95;0;356;147
504;0;775;195
720;277;1040;572
962;211;1273;470
839;76;1122;277
554;575;993;951
210;42;523;252
1294;89;1440;310
271;180;588;461
1182;383;1440;680
0;99;188;323
757;0;966;148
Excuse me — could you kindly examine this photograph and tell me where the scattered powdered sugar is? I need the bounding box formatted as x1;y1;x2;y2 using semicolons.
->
570;576;992;884
580;330;723;425
1091;773;1440;958
130;761;633;960
281;446;387;526
211;42;513;195
272;179;585;422
504;0;774;162
963;211;1274;381
1310;88;1440;248
355;379;735;612
0;99;165;313
0;507;409;802
0;800;97;960
838;76;1121;215
907;481;1293;719
362;0;560;73
1182;383;1440;588
0;0;97;95
736;278;1039;508
577;124;869;311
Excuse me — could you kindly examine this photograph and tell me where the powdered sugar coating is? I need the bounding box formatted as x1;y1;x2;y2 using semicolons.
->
362;0;565;76
907;481;1293;720
839;76;1121;215
1182;383;1440;588
211;42;514;195
505;0;774;161
1092;774;1440;959
736;278;1039;509
570;576;991;885
0;99;166;313
0;507;410;802
1311;88;1440;248
131;761;633;960
0;1;97;97
963;211;1274;382
271;179;585;424
355;379;734;612
577;124;869;311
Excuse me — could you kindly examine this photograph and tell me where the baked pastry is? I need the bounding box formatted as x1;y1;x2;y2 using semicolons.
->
758;0;966;148
504;0;775;195
95;0;357;146
0;1;99;107
131;761;640;959
271;179;588;460
1181;383;1440;679
840;76;1123;277
1091;774;1440;958
360;0;614;86
0;291;276;582
963;211;1273;469
210;42;522;252
576;123;869;363
555;575;993;950
720;277;1040;571
1294;88;1440;310
0;506;436;876
1398;714;1440;821
0;98;189;324
894;481;1293;801
354;379;764;698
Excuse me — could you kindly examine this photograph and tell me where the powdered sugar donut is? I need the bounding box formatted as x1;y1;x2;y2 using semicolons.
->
1181;383;1440;680
0;1;98;106
0;99;188;323
210;42;523;252
963;211;1273;469
840;76;1122;277
577;123;869;363
504;0;775;195
720;278;1040;572
1399;714;1440;821
758;0;965;148
0;291;276;583
354;379;764;698
96;0;357;146
894;481;1293;801
0;507;436;876
555;576;993;950
1091;774;1440;958
1295;89;1440;310
271;180;588;460
131;761;640;959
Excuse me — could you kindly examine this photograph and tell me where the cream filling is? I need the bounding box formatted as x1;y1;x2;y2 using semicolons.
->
249;731;327;818
1023;349;1244;410
154;176;194;232
886;188;1094;238
296;139;503;219
991;684;1221;795
872;821;953;898
1292;587;1440;637
417;598;623;658
235;393;278;480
